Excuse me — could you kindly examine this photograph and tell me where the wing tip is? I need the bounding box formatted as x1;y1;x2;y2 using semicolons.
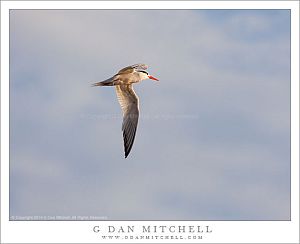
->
124;148;133;159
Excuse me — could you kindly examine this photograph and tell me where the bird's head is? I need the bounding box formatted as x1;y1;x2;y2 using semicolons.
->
138;70;159;81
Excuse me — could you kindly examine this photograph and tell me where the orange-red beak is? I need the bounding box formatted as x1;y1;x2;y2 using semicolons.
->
148;75;159;81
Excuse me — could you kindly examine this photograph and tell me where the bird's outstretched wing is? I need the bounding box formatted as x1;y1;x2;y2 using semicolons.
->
117;63;148;75
115;85;139;158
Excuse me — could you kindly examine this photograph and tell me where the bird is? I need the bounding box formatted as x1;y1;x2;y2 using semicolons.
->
92;64;159;158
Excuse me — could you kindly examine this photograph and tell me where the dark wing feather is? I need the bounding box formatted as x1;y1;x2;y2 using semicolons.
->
131;63;148;70
115;85;139;158
117;66;134;75
117;63;148;75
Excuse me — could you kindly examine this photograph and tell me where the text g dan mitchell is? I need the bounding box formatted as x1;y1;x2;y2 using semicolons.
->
93;225;213;234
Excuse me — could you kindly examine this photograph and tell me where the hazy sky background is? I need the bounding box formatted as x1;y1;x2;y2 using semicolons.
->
10;10;290;220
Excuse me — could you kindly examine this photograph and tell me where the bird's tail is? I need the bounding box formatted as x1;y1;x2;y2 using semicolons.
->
92;77;118;87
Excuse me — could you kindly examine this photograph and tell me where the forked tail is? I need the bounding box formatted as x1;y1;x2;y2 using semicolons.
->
92;77;119;87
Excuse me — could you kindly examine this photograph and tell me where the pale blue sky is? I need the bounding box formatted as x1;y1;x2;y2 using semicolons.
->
10;10;290;220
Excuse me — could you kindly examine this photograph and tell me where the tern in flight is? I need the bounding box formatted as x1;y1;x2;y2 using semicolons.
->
93;64;159;158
